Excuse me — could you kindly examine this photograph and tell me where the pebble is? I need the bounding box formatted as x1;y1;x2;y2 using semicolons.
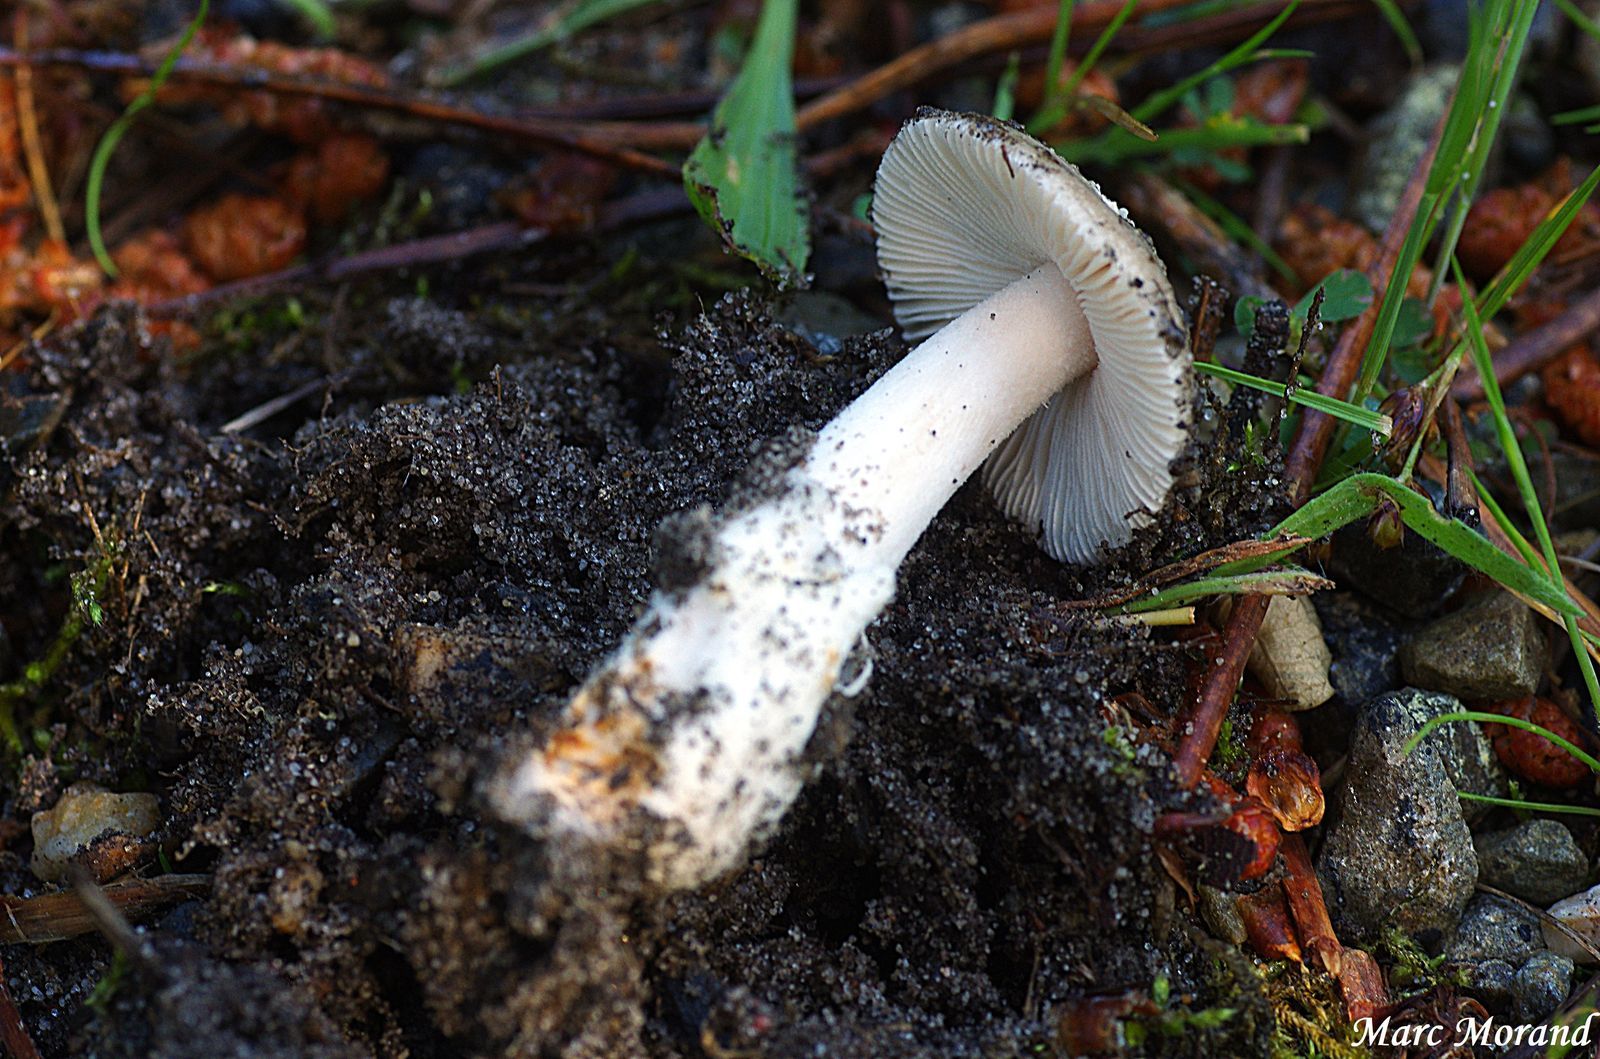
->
1514;951;1576;1022
1475;820;1590;906
1317;690;1478;947
1383;688;1510;821
1399;591;1546;703
1329;511;1465;620
1447;893;1544;966
1312;592;1410;707
1464;958;1517;1012
31;784;162;882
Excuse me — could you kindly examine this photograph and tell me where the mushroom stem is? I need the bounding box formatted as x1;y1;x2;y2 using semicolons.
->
811;262;1093;570
494;262;1095;889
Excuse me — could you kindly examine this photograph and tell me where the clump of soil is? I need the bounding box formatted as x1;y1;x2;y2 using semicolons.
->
0;270;1285;1055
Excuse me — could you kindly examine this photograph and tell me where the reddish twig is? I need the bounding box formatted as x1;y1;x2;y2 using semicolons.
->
1451;283;1600;402
1279;833;1340;976
1170;115;1446;788
144;187;690;318
796;0;1191;131
795;0;1388;131
0;46;684;175
1120;171;1278;304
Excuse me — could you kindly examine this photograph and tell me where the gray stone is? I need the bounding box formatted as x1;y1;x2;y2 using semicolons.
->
1514;951;1576;1023
1313;592;1411;707
1384;688;1510;822
1400;591;1546;703
1464;958;1517;1013
1328;506;1466;620
1354;66;1459;232
1318;690;1479;947
1475;820;1590;906
1447;894;1544;965
773;292;886;357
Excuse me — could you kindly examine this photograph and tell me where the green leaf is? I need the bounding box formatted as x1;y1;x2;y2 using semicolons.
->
439;0;667;85
1267;473;1587;619
1297;269;1372;323
683;0;810;286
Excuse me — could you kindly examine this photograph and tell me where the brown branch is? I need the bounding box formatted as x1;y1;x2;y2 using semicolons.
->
0;874;210;944
0;47;684;175
143;187;690;319
1119;171;1278;305
1171;114;1446;789
1451;283;1600;402
794;0;1391;132
796;0;1193;132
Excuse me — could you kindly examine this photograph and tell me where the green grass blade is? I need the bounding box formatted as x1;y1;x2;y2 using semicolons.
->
1195;362;1391;433
1265;473;1586;618
1130;0;1301;123
1368;0;1423;65
1553;103;1600;126
1040;0;1075;118
279;0;335;38
1458;792;1600;818
683;0;809;286
1028;0;1135;133
86;0;209;277
1405;709;1600;775
993;52;1021;121
439;0;665;86
1060;119;1307;164
1113;568;1333;614
1426;1;1540;300
1553;0;1600;40
1478;162;1600;319
1454;254;1600;722
1351;0;1540;404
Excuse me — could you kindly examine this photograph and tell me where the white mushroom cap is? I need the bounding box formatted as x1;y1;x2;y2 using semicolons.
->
871;109;1191;563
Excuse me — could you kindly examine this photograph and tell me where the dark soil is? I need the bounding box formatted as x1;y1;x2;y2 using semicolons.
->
0;216;1289;1054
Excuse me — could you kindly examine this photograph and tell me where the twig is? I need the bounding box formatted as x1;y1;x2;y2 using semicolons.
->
0;46;684;175
1119;171;1278;304
11;13;65;246
144;186;690;319
794;0;1196;132
794;0;1387;132
1171;112;1446;788
0;874;210;944
1279;834;1340;977
1450;283;1600;402
220;370;353;434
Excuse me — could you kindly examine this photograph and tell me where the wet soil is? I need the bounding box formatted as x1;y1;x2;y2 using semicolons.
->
0;220;1288;1056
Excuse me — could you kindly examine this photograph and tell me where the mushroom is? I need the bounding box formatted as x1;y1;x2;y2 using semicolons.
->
491;109;1192;890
